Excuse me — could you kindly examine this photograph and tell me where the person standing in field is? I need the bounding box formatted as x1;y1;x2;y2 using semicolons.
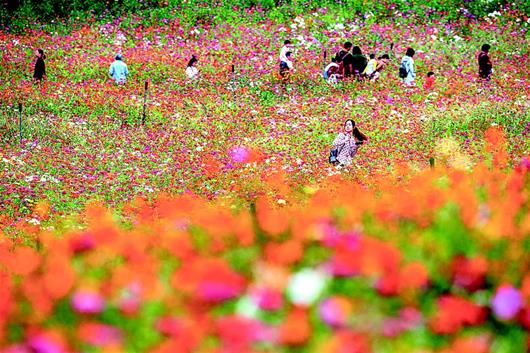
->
109;53;129;84
400;47;416;87
33;49;46;83
478;44;493;80
279;39;293;62
185;55;199;80
331;119;368;167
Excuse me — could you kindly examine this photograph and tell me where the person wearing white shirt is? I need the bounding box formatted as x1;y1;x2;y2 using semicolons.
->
279;39;292;62
185;55;199;80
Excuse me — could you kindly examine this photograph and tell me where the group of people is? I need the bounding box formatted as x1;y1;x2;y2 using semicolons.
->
277;40;494;90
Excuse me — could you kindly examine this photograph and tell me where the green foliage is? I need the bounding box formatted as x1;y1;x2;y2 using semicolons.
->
2;0;529;30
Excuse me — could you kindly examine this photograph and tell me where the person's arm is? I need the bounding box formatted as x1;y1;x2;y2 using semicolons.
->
409;59;416;79
109;63;114;77
332;133;347;147
124;64;129;76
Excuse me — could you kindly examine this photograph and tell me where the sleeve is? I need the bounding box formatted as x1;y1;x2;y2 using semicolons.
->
124;64;129;76
332;133;347;147
109;63;114;77
409;59;416;78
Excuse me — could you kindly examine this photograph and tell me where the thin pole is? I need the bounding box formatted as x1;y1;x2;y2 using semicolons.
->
142;81;148;125
18;103;22;144
231;64;235;105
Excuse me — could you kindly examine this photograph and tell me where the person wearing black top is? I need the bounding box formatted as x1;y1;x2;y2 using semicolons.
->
335;41;354;78
351;46;367;79
478;44;492;80
33;49;46;83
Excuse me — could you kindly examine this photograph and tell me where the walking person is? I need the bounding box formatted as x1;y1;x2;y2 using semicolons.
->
330;119;368;168
109;53;129;84
400;48;416;87
33;49;46;84
185;55;199;81
478;44;493;80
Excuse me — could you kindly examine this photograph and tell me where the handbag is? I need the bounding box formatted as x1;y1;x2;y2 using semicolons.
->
329;143;345;165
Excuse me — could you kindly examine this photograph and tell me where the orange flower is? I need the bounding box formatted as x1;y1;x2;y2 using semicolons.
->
2;246;41;276
430;295;486;334
255;197;290;236
279;307;311;346
264;239;303;265
43;255;76;299
440;335;490;353
399;261;429;291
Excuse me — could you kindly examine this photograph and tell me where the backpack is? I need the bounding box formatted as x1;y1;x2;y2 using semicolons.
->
399;64;408;78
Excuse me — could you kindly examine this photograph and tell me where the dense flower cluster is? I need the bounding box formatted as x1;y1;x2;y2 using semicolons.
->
0;128;528;352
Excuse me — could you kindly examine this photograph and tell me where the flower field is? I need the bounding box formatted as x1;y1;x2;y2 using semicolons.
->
0;4;530;352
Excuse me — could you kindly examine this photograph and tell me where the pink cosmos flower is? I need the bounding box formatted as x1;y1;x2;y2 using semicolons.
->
71;290;105;314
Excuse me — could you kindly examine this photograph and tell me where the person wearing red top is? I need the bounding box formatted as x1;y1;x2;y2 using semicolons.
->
424;71;435;90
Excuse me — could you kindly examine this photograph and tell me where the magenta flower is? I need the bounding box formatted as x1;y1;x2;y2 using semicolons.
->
491;285;522;321
197;282;242;302
252;287;283;311
230;146;249;163
28;334;64;353
71;290;105;314
319;296;351;327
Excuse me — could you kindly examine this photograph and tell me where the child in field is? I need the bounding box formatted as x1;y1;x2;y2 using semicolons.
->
109;53;129;84
371;54;390;82
185;55;199;80
279;51;293;82
478;44;493;80
424;71;435;90
323;57;341;84
363;53;377;79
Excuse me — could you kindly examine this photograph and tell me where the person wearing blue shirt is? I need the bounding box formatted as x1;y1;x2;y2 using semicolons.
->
109;53;128;84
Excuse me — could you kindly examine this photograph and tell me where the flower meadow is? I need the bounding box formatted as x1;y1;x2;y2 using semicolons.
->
0;4;530;352
0;130;530;352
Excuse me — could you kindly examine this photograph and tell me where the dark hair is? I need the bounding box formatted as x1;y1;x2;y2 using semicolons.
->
344;41;353;49
344;119;368;141
427;71;435;77
369;53;375;59
286;51;292;57
331;57;337;63
379;54;390;60
38;49;46;59
187;55;198;67
284;40;291;45
406;48;415;57
481;44;491;52
352;46;362;55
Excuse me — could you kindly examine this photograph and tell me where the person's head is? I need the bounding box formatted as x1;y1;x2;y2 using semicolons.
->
344;41;353;50
344;119;355;133
406;48;415;57
115;53;122;61
36;49;45;59
369;53;375;59
352;46;362;55
187;55;197;67
481;44;491;52
284;40;292;46
286;51;292;58
427;71;435;77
